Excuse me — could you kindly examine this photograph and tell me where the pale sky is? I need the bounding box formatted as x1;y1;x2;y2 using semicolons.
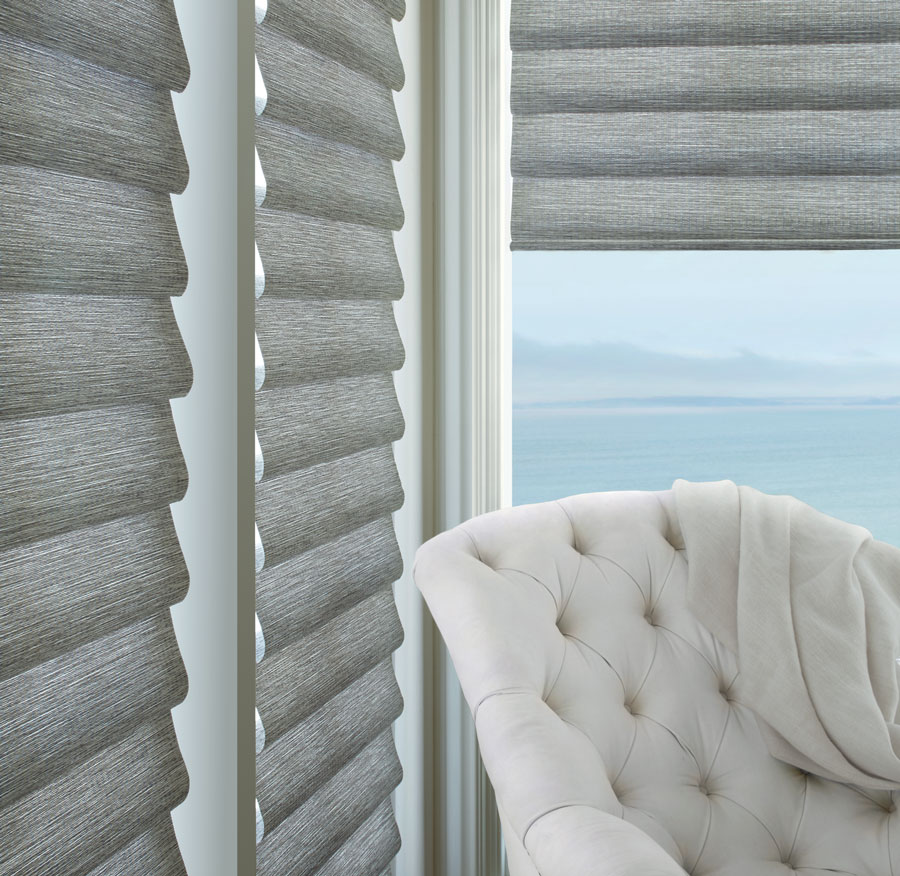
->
513;250;900;402
514;250;900;362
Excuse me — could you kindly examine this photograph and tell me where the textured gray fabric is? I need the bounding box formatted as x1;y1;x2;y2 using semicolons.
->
0;166;187;297
0;509;188;680
256;376;404;479
86;820;187;876
255;3;406;865
257;660;403;832
513;176;900;249
256;118;403;228
510;4;900;249
261;0;404;90
0;404;188;550
511;45;900;114
1;294;192;417
256;517;402;654
0;0;189;89
2;614;187;804
256;446;404;568
0;5;191;870
257;23;404;161
256;299;405;387
256;209;402;299
1;717;188;876
256;589;404;743
256;731;403;876
366;0;406;21
510;0;900;49
1;33;188;192
513;110;900;177
312;801;402;876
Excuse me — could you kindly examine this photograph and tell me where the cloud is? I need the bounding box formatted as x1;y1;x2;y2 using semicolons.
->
513;335;900;405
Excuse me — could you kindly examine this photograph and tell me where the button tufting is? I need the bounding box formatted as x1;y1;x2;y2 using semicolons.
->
623;701;632;714
698;782;710;795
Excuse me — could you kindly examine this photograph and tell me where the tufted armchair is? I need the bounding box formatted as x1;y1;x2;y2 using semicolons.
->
414;490;899;876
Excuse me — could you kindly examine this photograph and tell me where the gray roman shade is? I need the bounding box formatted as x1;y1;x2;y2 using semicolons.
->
510;0;900;249
254;0;407;872
0;2;192;874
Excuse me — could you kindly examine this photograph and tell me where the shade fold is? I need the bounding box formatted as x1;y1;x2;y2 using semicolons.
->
0;33;188;192
255;209;403;300
256;376;404;480
255;446;404;569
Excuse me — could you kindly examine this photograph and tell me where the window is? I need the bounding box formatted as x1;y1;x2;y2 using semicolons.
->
513;250;900;545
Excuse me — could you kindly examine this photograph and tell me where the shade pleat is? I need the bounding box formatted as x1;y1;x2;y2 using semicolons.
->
255;4;405;869
256;517;402;654
0;1;190;90
256;731;403;874
255;209;403;300
256;23;404;161
257;660;403;831
0;404;188;550
510;0;900;49
365;0;406;22
256;376;404;480
0;166;188;297
0;509;188;681
511;3;900;249
255;446;404;569
256;589;404;744
256;118;403;228
0;34;188;193
514;110;900;177
86;819;187;876
256;299;405;388
312;800;401;876
0;717;188;876
511;45;900;114
1;614;187;806
513;176;900;250
1;294;192;418
261;0;404;90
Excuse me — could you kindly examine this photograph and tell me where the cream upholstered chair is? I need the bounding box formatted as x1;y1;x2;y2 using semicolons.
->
414;490;898;876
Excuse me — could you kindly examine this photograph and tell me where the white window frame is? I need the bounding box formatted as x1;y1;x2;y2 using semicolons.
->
429;1;512;874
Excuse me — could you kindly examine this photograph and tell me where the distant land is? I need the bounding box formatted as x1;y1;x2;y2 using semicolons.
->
514;335;900;404
515;396;900;410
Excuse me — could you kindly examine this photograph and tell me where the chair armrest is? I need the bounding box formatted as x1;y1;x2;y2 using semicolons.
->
524;805;687;876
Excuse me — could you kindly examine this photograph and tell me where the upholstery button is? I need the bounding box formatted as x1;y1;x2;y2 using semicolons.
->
885;802;896;814
698;782;709;795
623;702;633;714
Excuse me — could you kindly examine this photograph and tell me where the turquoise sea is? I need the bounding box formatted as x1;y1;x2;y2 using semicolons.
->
513;405;900;546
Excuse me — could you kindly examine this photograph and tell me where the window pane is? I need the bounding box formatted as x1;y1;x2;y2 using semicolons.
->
512;251;900;545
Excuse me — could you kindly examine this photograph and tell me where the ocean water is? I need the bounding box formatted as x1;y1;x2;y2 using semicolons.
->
513;406;900;546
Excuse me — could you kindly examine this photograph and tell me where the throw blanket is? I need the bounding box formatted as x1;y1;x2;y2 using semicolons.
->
672;479;900;790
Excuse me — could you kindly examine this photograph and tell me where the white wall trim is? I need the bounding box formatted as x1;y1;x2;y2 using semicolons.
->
434;0;512;873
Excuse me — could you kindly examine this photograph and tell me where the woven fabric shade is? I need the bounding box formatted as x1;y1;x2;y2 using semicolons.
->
0;1;192;873
510;0;900;249
254;0;407;872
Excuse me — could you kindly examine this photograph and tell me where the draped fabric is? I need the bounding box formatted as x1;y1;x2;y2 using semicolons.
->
510;0;900;249
254;1;407;872
0;2;192;873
